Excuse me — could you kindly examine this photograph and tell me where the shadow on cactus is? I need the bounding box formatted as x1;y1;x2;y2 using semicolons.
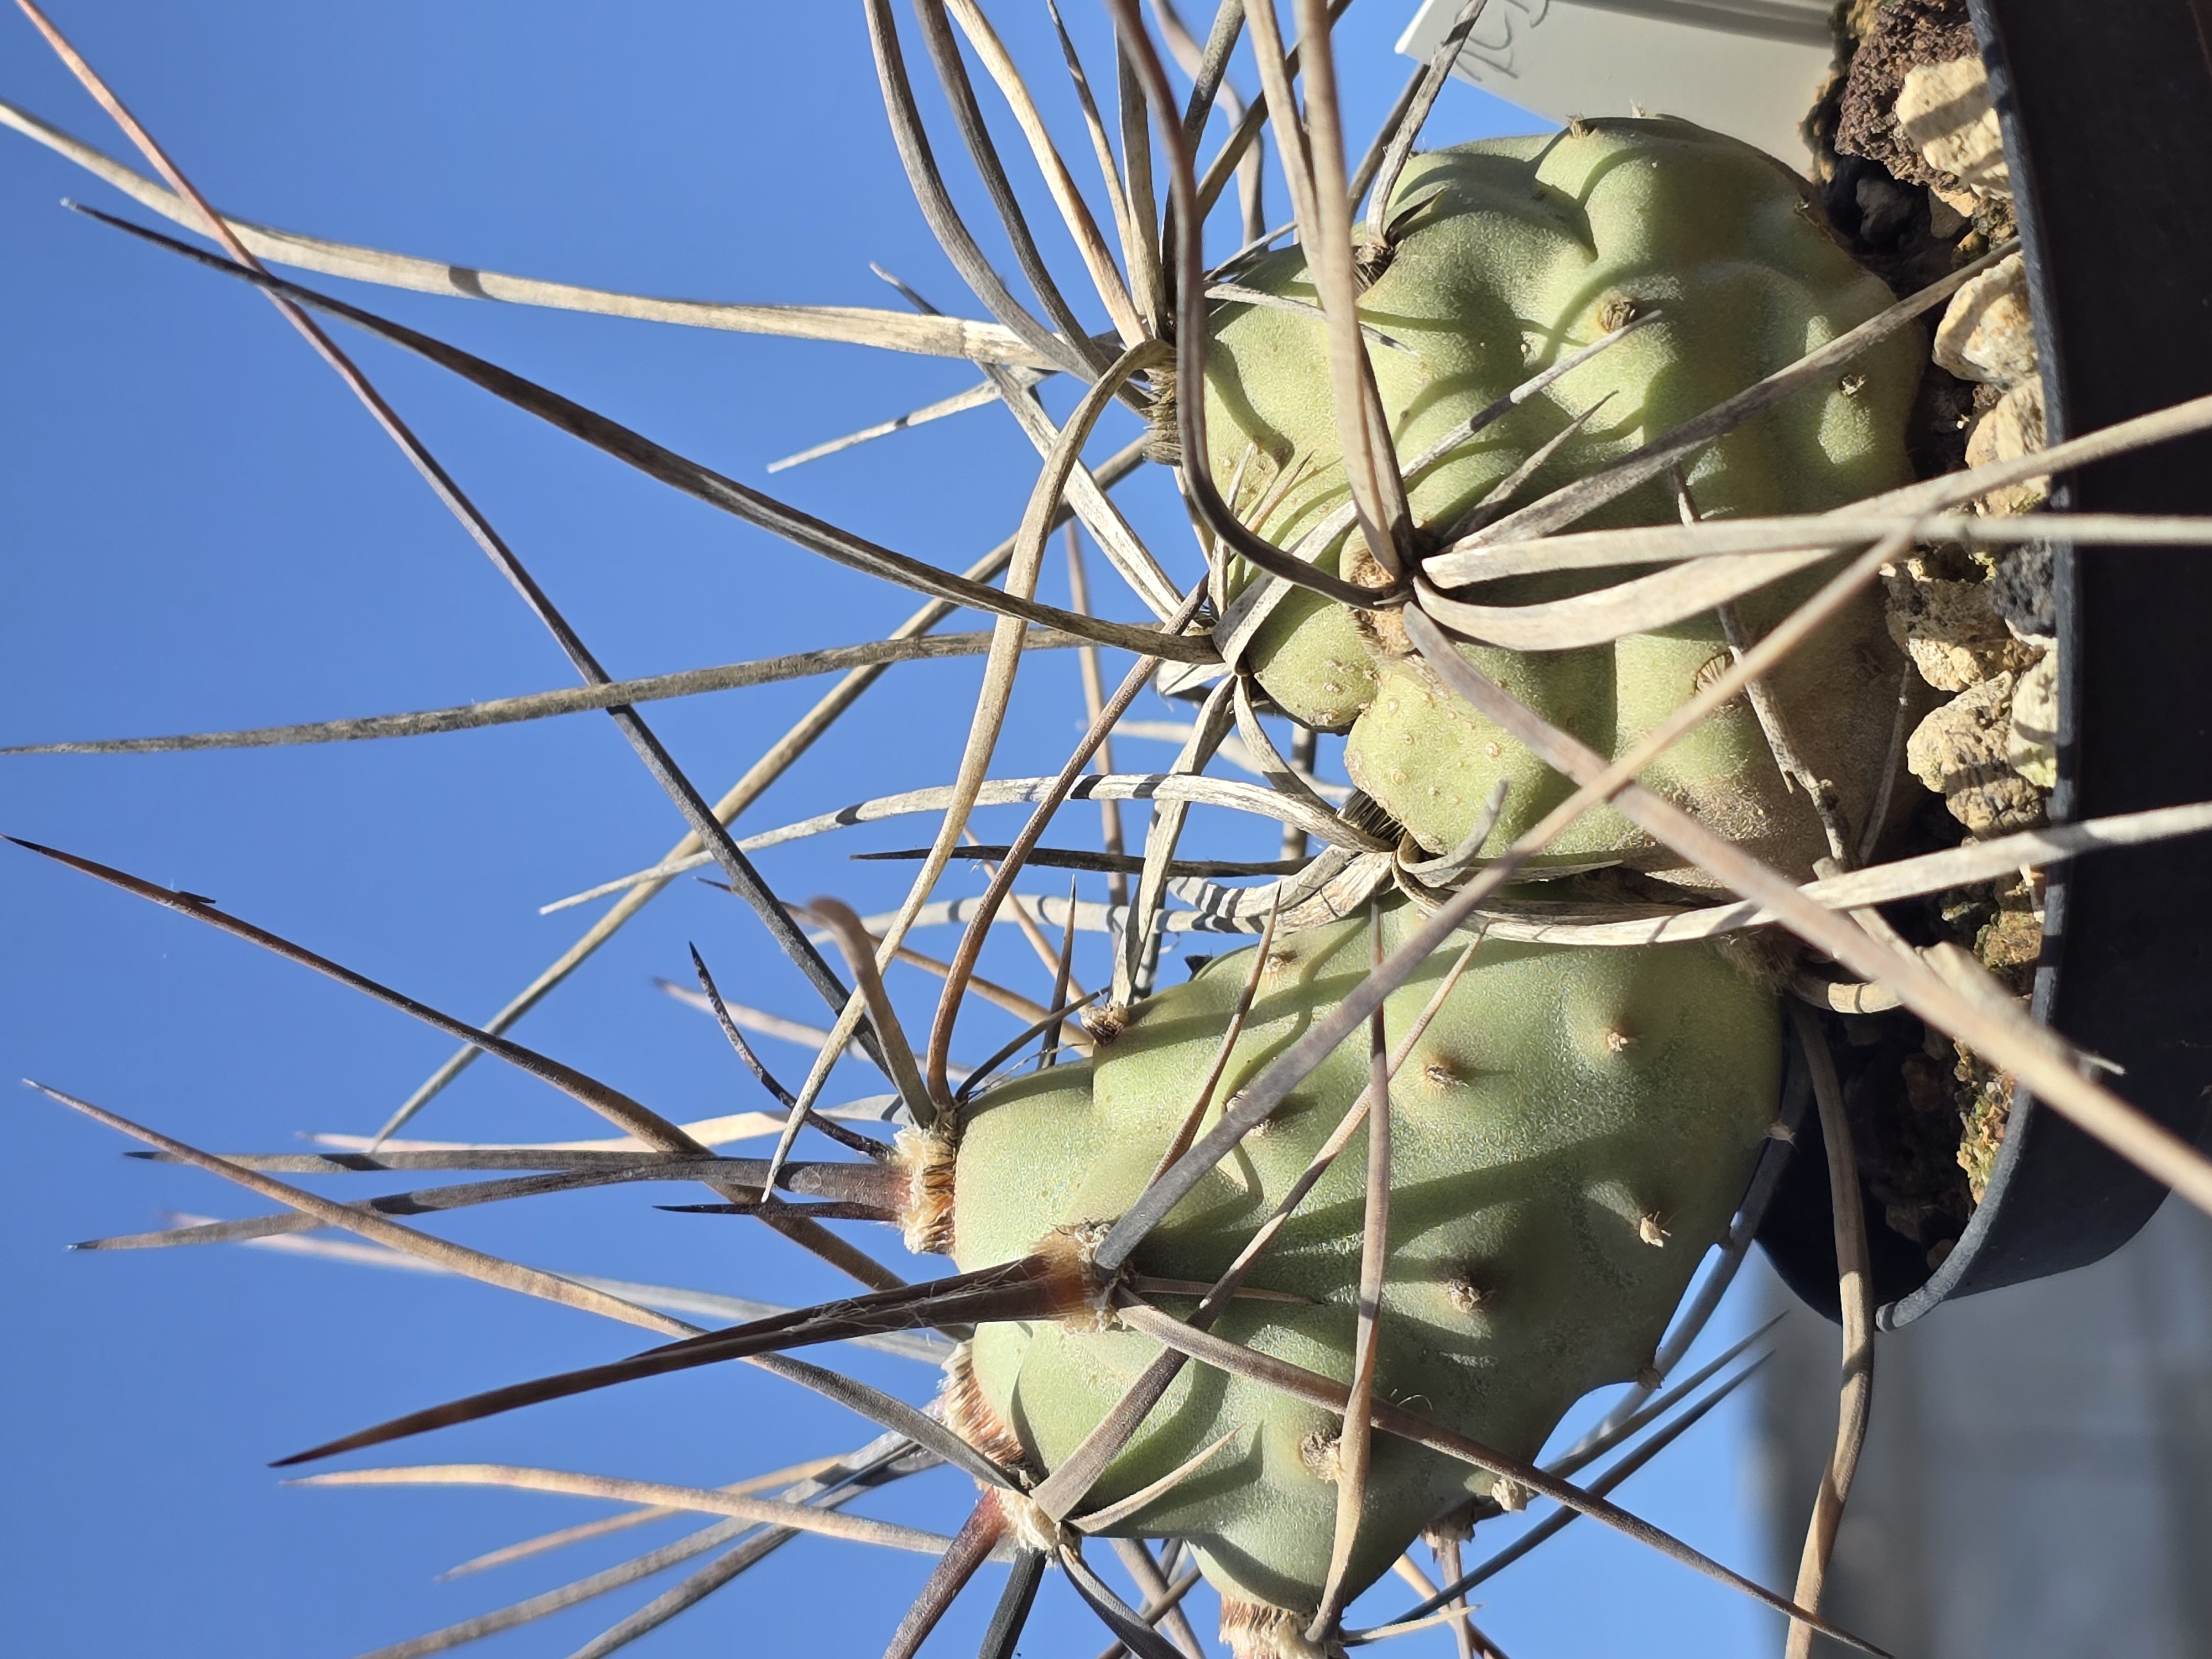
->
12;2;2212;1657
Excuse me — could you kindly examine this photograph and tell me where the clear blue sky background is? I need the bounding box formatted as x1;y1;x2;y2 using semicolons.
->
2;5;1778;1655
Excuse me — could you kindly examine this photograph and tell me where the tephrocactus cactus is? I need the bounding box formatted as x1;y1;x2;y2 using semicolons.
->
950;907;1780;1625
1204;121;1924;880
19;4;2212;1657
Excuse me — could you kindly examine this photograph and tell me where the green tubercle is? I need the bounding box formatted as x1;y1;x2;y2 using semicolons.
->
950;906;1779;1619
1203;118;1923;882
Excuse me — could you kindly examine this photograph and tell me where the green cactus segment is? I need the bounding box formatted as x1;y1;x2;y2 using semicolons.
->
1204;119;1922;880
952;908;1779;1615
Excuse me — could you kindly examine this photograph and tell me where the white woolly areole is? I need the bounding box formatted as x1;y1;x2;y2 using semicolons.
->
997;1489;1071;1557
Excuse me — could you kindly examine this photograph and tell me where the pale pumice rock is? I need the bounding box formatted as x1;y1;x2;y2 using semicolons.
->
1907;671;2046;834
1935;253;2037;389
2008;650;2059;790
1897;56;2010;199
1966;378;2049;514
1884;559;2041;692
1929;180;1981;225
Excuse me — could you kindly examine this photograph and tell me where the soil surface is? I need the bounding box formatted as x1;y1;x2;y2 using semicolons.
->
1783;1;2059;1279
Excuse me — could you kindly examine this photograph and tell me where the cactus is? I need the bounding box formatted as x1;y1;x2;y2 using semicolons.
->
1205;121;1924;880
951;906;1780;1619
22;8;2206;1659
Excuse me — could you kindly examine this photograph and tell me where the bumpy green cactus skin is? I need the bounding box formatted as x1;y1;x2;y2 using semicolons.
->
952;908;1778;1615
1202;119;1923;881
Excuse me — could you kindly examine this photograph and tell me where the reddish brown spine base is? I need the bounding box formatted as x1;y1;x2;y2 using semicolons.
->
940;1340;1034;1478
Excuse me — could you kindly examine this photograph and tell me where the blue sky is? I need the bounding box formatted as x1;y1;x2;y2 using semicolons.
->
2;5;1776;1655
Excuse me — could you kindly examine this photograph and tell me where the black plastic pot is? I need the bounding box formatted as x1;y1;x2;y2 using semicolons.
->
1756;0;2212;1327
